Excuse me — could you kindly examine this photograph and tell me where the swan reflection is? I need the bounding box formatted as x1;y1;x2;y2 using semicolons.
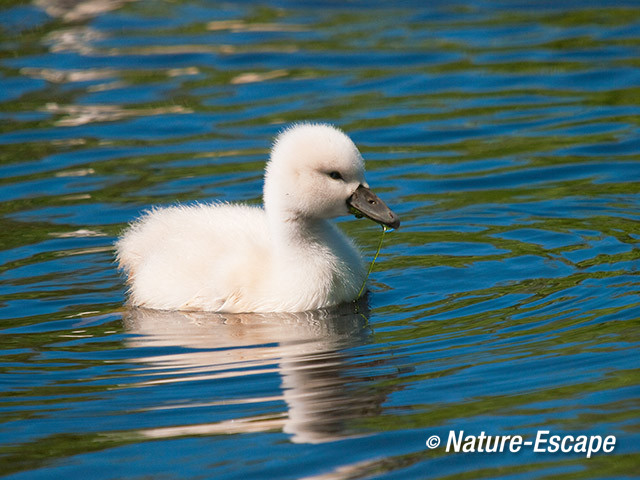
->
123;303;388;443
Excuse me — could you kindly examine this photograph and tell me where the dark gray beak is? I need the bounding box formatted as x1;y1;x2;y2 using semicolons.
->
347;184;400;230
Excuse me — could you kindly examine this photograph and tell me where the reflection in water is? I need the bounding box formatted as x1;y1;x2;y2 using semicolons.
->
44;102;192;127
123;303;387;444
35;0;133;23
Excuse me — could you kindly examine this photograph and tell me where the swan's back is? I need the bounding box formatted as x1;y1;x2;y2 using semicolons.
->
116;204;271;311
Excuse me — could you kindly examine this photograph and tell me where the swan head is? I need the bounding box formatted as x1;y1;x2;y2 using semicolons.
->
264;123;399;229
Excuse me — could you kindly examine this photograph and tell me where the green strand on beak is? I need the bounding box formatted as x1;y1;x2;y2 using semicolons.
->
356;225;389;300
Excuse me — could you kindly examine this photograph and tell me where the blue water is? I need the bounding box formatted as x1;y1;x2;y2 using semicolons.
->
1;1;639;479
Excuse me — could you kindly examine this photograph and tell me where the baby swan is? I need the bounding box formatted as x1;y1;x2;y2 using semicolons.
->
116;123;399;313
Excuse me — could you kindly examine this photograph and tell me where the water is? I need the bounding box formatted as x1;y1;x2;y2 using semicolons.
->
1;1;639;478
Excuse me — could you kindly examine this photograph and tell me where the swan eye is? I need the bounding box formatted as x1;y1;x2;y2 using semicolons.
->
328;171;343;180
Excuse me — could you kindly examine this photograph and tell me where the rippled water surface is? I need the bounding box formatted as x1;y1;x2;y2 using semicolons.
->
1;1;639;479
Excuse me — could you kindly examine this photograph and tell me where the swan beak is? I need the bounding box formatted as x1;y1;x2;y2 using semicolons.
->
347;185;400;230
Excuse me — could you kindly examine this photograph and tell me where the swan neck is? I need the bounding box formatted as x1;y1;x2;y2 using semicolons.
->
268;211;331;251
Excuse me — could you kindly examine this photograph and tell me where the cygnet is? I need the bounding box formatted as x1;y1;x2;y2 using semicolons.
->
116;123;399;312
